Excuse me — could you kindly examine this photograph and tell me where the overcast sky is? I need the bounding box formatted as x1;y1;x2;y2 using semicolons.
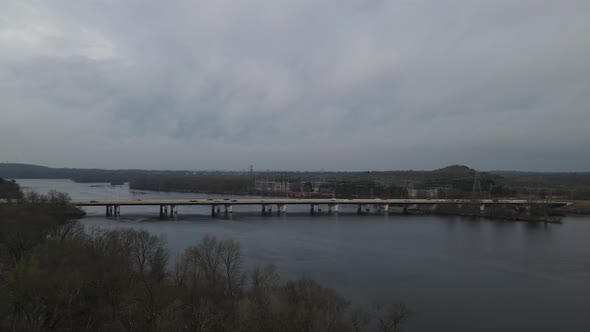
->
1;0;589;171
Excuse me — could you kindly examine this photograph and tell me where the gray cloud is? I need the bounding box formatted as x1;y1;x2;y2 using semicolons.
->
1;0;590;171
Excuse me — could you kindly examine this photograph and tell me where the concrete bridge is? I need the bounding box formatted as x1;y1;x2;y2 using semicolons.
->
69;198;572;218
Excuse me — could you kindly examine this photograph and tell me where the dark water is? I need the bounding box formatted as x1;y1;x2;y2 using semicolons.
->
17;179;590;332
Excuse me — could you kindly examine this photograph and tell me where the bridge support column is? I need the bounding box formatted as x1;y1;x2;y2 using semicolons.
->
525;205;531;216
328;204;334;214
225;204;233;216
334;204;339;213
364;204;370;215
280;204;287;215
357;204;362;214
114;205;120;216
106;205;111;217
383;204;389;214
268;204;273;215
310;204;316;215
480;204;486;212
261;204;267;215
216;205;221;215
211;205;216;217
402;206;409;215
170;205;176;217
160;205;165;218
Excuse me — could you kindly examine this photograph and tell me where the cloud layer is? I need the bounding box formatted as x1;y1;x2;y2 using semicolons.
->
1;0;589;171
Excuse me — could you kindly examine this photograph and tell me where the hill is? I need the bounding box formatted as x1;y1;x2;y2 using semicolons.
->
0;163;245;183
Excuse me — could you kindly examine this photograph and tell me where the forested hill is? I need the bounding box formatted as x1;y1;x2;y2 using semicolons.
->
0;163;243;183
2;162;590;188
490;170;590;186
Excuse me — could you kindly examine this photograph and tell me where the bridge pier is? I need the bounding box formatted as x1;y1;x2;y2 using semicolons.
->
364;204;370;215
310;204;316;215
383;204;389;214
225;204;233;216
169;205;177;217
279;204;287;215
357;204;362;215
211;205;216;217
268;204;273;215
106;205;120;216
480;204;486;212
261;204;267;215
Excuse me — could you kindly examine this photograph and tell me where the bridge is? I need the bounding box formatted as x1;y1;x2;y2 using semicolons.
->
69;198;572;218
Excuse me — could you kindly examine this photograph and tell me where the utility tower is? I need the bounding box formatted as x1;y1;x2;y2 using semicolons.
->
472;173;483;198
249;165;255;192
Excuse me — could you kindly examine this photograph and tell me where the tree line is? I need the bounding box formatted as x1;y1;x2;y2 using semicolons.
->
0;178;22;201
130;177;253;195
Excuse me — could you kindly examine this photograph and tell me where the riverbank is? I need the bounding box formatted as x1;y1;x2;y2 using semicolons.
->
428;204;562;223
0;202;86;218
427;210;562;223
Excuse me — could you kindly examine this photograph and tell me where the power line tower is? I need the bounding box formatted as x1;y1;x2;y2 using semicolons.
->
249;165;255;193
472;173;483;198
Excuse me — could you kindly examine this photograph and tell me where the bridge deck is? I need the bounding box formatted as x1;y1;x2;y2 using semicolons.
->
70;198;570;206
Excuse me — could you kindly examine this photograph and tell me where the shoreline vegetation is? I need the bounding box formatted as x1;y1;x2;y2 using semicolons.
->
2;176;575;222
127;180;567;222
0;180;86;219
1;188;410;331
3;163;590;201
428;204;562;224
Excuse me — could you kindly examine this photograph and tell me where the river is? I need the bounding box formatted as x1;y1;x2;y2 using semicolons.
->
16;179;590;332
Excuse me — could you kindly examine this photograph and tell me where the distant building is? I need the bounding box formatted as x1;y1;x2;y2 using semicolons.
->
407;188;439;199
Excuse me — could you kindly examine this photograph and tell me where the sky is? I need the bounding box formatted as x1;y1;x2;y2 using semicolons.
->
1;0;589;172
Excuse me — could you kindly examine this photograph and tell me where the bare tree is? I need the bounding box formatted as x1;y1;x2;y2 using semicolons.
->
196;235;222;285
373;302;410;332
49;220;84;241
132;230;167;276
172;253;187;286
219;239;243;297
249;263;279;292
182;246;203;287
350;307;371;332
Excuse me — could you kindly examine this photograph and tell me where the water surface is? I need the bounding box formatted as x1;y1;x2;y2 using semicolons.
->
17;179;590;332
